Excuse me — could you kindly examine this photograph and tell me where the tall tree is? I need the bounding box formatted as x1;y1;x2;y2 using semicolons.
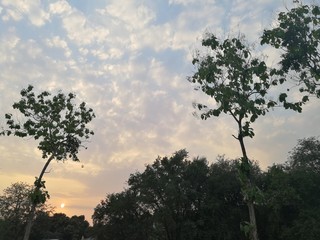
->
1;85;95;240
188;34;276;240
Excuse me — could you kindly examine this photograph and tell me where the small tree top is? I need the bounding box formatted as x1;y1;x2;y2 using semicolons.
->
1;85;95;161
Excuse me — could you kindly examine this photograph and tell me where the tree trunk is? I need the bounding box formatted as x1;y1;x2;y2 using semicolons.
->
247;200;259;240
238;132;259;240
23;154;54;240
23;204;36;240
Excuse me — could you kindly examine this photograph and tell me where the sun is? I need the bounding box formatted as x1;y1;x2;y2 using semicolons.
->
60;203;65;208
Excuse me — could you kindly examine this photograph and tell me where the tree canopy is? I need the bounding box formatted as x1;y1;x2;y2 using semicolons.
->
2;85;95;161
93;137;320;240
261;3;320;98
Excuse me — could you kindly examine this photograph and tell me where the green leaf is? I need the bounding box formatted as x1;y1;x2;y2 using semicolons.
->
279;93;287;102
4;113;12;119
302;95;309;102
212;109;220;117
250;114;258;123
267;101;275;108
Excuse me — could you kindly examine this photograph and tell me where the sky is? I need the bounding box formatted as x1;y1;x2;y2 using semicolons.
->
0;0;319;225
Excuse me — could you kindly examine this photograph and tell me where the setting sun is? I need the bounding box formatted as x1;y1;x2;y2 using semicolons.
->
60;203;65;208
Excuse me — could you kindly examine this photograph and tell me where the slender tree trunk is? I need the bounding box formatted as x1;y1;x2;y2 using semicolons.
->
23;204;36;240
238;133;259;240
247;199;259;240
23;154;54;240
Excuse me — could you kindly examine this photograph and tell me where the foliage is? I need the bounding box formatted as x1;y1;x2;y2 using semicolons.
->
30;178;50;205
93;190;153;240
188;32;274;240
1;85;95;161
288;136;320;172
258;137;320;240
93;151;249;240
0;182;51;240
29;212;90;240
93;138;320;240
189;34;277;138
261;3;320;98
128;150;212;240
207;157;247;240
188;2;320;237
0;182;33;221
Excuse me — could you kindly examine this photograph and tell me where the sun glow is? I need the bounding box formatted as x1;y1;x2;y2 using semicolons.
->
60;203;65;208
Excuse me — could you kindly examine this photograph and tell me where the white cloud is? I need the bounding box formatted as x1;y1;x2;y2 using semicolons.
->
62;12;109;46
45;36;72;58
49;1;109;46
2;8;22;21
0;33;20;63
49;0;72;15
1;0;49;26
168;0;212;6
91;47;123;60
102;0;156;30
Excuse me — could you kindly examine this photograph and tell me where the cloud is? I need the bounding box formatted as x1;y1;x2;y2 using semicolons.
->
0;0;319;224
49;1;109;47
1;0;49;26
49;0;72;15
0;31;20;64
168;0;212;6
45;36;72;57
100;0;156;30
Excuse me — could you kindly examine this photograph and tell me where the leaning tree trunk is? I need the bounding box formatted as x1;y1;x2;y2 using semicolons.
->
238;132;259;240
23;204;36;240
247;197;259;240
23;154;55;240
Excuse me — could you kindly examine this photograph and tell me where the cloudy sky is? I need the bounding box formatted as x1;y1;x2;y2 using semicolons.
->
0;0;319;224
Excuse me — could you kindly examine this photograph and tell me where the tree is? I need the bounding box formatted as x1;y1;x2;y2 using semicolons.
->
1;85;95;240
288;137;320;172
260;137;320;240
286;137;320;211
0;182;51;240
0;182;33;223
208;157;246;239
29;212;91;240
94;150;214;240
93;190;153;240
188;34;276;240
128;150;212;240
261;164;301;240
261;3;320;99
188;5;320;237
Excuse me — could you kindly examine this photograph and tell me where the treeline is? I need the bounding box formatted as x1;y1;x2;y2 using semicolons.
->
1;137;319;239
0;182;93;240
0;211;92;240
92;137;320;240
30;213;91;240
